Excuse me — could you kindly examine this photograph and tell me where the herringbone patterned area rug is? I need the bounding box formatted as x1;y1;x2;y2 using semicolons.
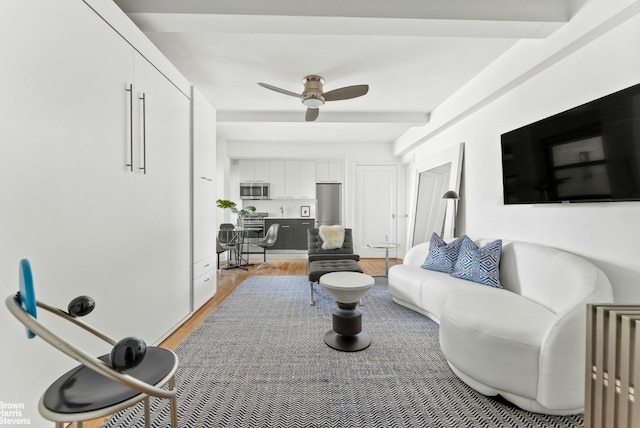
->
102;275;584;427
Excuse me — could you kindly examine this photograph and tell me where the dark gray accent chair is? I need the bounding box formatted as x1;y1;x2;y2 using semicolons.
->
307;228;363;306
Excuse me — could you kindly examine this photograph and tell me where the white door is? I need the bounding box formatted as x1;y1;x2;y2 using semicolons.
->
353;165;398;258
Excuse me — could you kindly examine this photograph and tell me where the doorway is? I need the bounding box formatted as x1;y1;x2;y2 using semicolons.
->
353;164;398;258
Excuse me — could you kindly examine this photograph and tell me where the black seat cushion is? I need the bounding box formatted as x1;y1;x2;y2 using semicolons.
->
42;347;176;414
309;259;363;282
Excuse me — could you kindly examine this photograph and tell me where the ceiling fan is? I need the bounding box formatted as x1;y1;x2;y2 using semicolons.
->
257;75;369;122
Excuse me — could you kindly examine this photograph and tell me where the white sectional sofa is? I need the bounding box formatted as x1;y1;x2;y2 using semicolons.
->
388;238;614;415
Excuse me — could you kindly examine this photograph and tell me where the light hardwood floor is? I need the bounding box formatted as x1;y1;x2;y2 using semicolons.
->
81;257;401;428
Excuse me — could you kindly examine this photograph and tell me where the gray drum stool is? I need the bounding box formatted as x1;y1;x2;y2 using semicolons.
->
308;259;363;306
320;272;375;352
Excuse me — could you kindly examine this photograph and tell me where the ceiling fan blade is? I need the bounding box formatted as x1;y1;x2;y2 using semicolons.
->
323;84;369;102
305;108;319;122
257;82;302;99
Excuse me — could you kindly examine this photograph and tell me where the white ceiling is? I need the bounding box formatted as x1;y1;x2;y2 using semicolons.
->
113;0;572;148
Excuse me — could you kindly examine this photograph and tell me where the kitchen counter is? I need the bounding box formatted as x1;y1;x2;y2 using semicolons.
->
266;217;315;220
264;218;315;250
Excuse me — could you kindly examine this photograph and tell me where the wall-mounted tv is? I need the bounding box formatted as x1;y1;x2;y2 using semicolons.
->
501;82;640;204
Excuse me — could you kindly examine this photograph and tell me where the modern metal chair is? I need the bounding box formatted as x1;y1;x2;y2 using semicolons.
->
251;223;280;269
218;223;240;269
216;237;236;276
5;259;179;428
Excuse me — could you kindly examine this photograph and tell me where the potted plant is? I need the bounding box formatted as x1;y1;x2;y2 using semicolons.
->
216;199;256;226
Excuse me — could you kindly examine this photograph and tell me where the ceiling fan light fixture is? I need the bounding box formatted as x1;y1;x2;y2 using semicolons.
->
258;75;368;122
302;97;324;108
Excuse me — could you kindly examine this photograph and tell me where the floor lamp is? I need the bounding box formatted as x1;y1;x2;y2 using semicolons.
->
442;190;459;238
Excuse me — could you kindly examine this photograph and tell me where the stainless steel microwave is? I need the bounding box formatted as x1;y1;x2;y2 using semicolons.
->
240;183;270;200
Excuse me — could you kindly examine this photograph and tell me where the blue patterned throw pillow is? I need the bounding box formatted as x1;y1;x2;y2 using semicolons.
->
421;233;464;273
451;237;503;288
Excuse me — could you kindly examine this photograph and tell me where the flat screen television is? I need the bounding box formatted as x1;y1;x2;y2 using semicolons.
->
501;82;640;204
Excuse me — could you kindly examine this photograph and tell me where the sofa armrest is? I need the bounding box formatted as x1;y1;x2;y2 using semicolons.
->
403;242;430;266
536;278;614;410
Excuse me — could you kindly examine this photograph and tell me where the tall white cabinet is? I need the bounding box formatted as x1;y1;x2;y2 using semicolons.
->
192;88;218;310
130;53;191;340
0;0;191;340
0;0;192;422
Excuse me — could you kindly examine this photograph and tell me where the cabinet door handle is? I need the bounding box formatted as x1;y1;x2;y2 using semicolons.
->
139;93;147;174
125;84;133;172
281;225;291;228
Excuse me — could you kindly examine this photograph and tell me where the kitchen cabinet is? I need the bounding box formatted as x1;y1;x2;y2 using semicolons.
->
285;160;301;198
237;160;253;182
268;160;316;199
300;161;316;198
316;160;344;183
286;160;316;198
237;159;269;182
269;160;286;198
295;218;315;249
266;219;295;249
234;158;316;199
254;160;270;181
265;219;315;250
269;160;307;199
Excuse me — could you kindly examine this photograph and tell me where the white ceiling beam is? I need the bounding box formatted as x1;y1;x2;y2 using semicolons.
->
126;13;564;39
217;111;428;126
115;0;570;23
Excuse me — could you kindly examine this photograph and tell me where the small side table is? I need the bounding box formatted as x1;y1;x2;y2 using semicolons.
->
320;272;375;352
366;241;400;276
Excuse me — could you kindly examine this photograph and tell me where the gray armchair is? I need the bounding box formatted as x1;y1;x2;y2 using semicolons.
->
307;228;363;306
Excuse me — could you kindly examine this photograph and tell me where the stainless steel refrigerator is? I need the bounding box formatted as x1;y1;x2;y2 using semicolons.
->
316;183;342;227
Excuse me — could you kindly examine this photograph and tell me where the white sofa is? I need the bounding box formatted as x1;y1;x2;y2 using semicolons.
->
388;238;614;415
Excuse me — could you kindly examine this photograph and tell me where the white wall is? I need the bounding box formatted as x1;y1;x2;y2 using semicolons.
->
398;1;640;301
225;140;396;162
216;138;232;226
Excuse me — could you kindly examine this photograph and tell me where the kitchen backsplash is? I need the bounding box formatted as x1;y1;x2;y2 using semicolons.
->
242;199;317;218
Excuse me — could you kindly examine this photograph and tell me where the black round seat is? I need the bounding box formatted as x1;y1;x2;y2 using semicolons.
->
6;260;179;427
42;347;176;414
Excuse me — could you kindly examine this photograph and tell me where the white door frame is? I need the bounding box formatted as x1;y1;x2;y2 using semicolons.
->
351;163;399;258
